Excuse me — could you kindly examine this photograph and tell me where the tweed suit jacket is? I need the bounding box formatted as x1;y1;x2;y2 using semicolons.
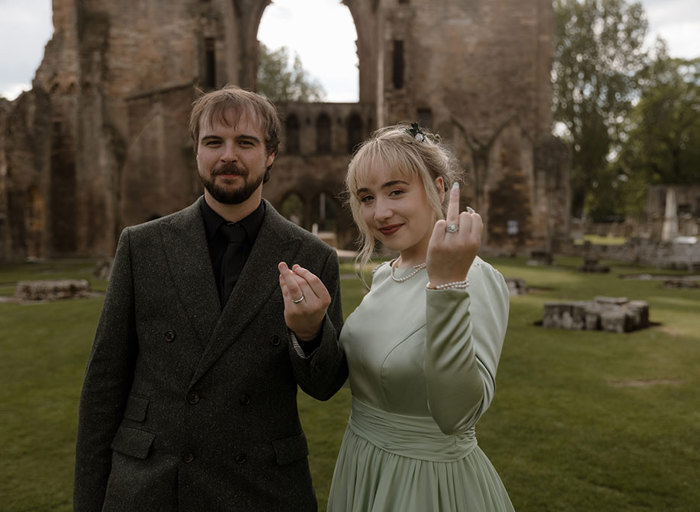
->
74;198;348;512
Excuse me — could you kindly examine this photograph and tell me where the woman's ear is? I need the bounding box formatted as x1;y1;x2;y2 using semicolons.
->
435;176;446;204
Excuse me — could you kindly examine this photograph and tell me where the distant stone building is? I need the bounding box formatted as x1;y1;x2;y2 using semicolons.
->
0;0;569;261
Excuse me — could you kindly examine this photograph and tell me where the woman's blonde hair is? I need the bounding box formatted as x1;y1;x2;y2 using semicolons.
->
345;123;463;277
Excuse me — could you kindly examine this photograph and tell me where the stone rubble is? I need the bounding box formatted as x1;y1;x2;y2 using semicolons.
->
542;296;649;333
14;279;92;301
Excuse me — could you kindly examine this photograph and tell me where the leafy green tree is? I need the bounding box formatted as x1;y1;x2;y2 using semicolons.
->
553;0;650;219
257;43;326;103
616;51;700;216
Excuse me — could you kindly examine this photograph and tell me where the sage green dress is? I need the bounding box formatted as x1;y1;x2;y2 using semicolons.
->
327;257;514;511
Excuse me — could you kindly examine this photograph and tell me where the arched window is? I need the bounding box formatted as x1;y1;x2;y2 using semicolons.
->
347;114;363;154
316;113;332;154
204;38;216;89
285;114;300;154
280;192;305;226
393;40;404;90
311;192;338;232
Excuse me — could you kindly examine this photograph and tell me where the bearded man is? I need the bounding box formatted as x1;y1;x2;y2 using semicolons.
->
74;85;347;512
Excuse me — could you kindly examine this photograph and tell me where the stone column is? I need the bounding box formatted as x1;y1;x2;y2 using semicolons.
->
661;187;678;242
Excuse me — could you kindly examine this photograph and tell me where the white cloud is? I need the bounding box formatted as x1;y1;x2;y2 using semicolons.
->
639;0;700;58
0;0;53;99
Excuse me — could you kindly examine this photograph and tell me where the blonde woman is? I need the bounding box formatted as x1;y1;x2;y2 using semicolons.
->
279;123;513;511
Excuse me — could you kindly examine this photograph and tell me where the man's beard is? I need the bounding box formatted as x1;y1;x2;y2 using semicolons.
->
200;163;265;204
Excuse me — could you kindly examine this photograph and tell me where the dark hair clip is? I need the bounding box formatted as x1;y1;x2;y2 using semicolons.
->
407;122;426;142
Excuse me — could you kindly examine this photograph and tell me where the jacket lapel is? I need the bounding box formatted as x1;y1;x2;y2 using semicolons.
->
190;201;302;384
159;198;221;349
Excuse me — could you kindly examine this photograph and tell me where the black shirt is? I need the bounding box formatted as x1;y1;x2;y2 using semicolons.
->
200;198;265;306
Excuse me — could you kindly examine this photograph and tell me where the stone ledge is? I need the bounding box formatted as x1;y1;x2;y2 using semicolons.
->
542;297;649;333
14;279;93;301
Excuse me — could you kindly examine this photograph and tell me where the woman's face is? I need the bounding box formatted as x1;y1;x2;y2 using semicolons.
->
355;163;441;265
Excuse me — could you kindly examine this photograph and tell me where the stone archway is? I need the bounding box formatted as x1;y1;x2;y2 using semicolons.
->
231;0;378;104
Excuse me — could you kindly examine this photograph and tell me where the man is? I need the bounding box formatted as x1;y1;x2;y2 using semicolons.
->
74;86;348;511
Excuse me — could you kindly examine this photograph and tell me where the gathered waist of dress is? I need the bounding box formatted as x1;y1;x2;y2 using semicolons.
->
348;397;477;462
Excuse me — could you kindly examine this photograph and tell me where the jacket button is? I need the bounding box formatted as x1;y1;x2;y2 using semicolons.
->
270;335;281;346
235;453;247;464
164;330;176;343
183;453;194;464
187;392;200;404
239;393;250;406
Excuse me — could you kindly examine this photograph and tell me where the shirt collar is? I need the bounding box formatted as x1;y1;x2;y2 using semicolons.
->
200;196;266;243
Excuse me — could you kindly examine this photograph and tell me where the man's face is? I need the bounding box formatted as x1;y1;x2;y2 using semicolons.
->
196;109;275;205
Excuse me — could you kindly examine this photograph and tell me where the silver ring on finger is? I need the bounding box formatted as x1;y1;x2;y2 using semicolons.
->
292;295;305;304
446;223;459;234
465;206;475;214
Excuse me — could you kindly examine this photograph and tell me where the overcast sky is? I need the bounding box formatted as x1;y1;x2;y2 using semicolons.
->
0;0;698;101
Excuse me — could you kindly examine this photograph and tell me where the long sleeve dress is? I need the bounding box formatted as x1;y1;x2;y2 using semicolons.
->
327;257;514;511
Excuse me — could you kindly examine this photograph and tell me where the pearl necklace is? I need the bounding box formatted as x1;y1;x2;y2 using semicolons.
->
390;258;427;283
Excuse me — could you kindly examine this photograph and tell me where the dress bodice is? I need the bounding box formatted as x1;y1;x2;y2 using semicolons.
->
340;257;511;431
340;262;432;415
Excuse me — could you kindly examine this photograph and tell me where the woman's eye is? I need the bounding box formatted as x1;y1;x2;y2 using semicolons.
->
359;195;374;204
389;189;404;197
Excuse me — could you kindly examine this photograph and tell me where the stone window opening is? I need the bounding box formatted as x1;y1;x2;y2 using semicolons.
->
204;38;216;89
393;40;404;90
347;113;363;154
280;192;305;226
417;107;432;129
316;113;332;154
285;114;300;154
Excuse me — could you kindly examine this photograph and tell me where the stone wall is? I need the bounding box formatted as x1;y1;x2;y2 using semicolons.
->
0;0;569;260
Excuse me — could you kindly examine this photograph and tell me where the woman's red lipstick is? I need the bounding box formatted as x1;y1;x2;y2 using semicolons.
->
378;224;402;236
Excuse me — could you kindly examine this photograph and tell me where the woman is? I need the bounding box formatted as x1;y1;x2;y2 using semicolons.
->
278;123;513;511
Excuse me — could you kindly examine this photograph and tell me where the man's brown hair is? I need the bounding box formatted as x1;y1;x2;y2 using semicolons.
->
189;85;281;159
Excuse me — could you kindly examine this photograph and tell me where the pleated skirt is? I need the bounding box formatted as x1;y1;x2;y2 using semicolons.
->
327;399;515;512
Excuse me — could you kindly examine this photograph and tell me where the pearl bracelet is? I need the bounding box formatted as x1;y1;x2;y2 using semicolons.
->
427;279;469;290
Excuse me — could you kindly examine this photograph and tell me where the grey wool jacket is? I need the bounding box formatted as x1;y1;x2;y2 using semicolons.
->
74;198;348;512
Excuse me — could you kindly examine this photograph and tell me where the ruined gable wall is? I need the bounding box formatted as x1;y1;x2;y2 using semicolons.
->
380;0;565;252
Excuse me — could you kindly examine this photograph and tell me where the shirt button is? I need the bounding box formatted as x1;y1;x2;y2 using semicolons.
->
187;392;200;404
183;453;194;464
164;330;176;343
270;335;281;346
235;453;247;464
239;393;250;406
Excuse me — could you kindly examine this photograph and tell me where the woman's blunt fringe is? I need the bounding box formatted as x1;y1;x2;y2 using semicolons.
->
345;123;463;284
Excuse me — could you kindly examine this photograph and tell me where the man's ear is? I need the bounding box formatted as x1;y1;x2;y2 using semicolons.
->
266;151;276;169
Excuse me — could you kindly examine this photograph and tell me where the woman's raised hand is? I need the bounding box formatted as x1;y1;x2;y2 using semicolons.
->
278;262;331;341
426;182;482;287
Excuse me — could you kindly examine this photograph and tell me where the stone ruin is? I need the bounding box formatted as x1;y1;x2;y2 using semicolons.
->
542;296;650;333
14;279;92;301
505;277;528;296
0;0;570;263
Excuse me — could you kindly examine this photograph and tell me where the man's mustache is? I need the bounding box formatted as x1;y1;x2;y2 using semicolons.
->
213;163;246;176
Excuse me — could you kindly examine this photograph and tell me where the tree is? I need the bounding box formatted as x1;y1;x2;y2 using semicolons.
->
616;51;700;216
257;43;326;103
553;0;650;219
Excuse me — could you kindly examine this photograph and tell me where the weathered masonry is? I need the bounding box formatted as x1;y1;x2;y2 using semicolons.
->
0;0;569;261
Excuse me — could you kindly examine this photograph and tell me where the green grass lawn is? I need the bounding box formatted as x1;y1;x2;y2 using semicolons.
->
1;257;699;511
